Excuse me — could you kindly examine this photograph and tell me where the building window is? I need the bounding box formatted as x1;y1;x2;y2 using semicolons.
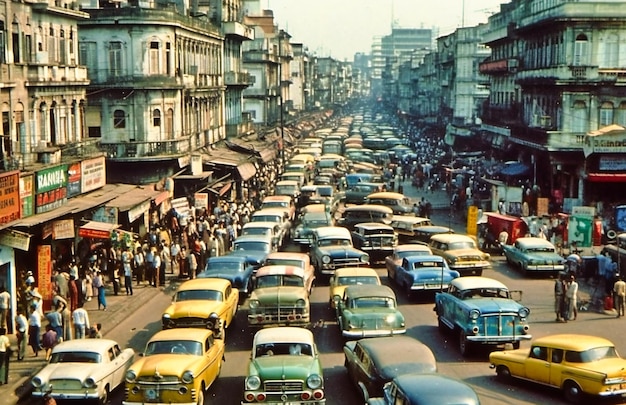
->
0;21;5;63
79;41;97;71
604;33;619;68
573;33;588;66
599;101;614;126
109;41;122;77
572;101;587;133
616;102;626;126
113;109;126;129
150;41;159;75
153;109;161;127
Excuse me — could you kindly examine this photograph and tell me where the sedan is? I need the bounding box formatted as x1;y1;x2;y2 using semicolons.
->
503;236;565;276
329;267;381;308
385;244;433;280
392;255;460;296
199;255;255;296
490;334;626;403
368;374;480;405
31;339;135;404
343;336;437;402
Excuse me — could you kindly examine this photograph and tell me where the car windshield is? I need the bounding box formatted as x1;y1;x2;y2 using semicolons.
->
257;275;304;288
448;241;477;250
255;343;313;357
263;202;289;209
234;241;271;252
319;238;351;247
304;219;330;227
175;289;223;301
565;346;619;363
413;261;444;269
351;297;395;308
50;351;101;364
337;276;379;286
242;228;272;236
265;259;304;268
252;215;281;223
461;288;510;299
206;262;243;272
398;250;430;259
145;340;203;356
275;186;298;195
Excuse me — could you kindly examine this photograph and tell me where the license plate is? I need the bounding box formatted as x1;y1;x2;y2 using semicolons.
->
145;388;159;401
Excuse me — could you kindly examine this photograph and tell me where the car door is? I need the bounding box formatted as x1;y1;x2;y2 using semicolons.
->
224;285;239;324
524;345;551;384
110;344;127;388
203;336;222;386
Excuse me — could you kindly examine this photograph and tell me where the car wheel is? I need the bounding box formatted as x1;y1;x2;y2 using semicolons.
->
476;269;483;276
196;386;205;405
437;317;446;332
358;382;370;402
495;365;511;382
512;341;520;350
563;381;584;404
98;385;110;405
459;331;471;356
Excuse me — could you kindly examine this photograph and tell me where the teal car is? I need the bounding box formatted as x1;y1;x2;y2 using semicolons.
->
503;236;565;276
336;284;406;339
243;327;325;404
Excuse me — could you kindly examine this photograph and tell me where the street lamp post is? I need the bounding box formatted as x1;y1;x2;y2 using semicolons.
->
278;32;285;170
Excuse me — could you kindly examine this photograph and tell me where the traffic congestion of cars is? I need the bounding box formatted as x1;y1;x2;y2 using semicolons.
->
31;110;626;405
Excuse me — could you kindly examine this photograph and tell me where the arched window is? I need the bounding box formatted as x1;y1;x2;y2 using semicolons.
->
153;109;161;127
573;33;589;66
599;101;614;126
113;109;126;129
165;108;174;139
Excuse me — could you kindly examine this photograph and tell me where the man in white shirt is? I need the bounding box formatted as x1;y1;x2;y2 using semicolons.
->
72;303;90;339
0;287;10;330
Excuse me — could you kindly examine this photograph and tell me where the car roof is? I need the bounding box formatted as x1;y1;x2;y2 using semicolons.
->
52;338;119;354
345;284;395;298
430;233;474;243
275;180;300;186
334;267;379;277
262;195;292;202
178;277;231;291
207;255;247;264
354;222;394;230
356;336;435;369
243;221;279;229
391;216;431;224
254;326;314;346
395;244;433;253
314;226;352;239
404;255;446;263
367;192;406;199
149;328;213;343
252;208;288;216
255;265;305;278
515;237;555;247
451;276;507;291
394;374;478;405
265;252;309;261
343;204;393;213
531;334;615;351
234;234;273;243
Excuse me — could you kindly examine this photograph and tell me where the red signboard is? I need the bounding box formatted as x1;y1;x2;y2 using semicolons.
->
0;171;21;225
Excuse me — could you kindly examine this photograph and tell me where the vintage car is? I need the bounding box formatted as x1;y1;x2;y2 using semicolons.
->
298;185;341;214
503;237;565;275
385;244;433;279
351;222;398;262
389;215;439;244
343;336;436;402
273;179;301;201
368;374;480;405
310;226;370;277
338;204;394;231
231;234;274;267
392;255;460;296
329;267;381;308
243;327;325;404
31;339;135;404
124;328;224;405
407;225;455;244
199;255;255;296
344;182;386;205
489;334;626;403
264;251;316;294
250;208;292;245
428;233;491;276
336;284;406;339
365;192;413;215
241;221;284;250
261;195;296;221
247;265;311;328
279;172;307;188
435;276;531;356
161;277;238;336
291;204;334;248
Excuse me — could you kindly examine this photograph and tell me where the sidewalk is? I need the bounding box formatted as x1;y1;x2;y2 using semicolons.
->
2;276;177;404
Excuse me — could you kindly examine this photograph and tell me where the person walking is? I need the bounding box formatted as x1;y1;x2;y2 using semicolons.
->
152;247;161;287
554;273;565;322
614;276;626;318
27;305;42;357
566;274;578;321
0;327;10;384
41;325;58;361
0;287;9;330
45;307;63;343
14;309;27;361
134;247;145;286
122;246;133;296
187;247;198;279
92;270;107;311
72;303;90;339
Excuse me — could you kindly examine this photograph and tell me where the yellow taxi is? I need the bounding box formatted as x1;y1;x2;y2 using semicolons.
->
329;267;380;308
124;328;224;405
161;278;238;337
490;334;626;403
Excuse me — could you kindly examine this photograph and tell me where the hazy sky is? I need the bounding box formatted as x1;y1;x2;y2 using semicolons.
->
262;0;509;60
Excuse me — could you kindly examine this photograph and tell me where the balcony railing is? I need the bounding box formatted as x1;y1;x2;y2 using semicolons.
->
25;65;89;85
223;21;254;40
224;71;253;86
59;138;102;161
100;137;193;160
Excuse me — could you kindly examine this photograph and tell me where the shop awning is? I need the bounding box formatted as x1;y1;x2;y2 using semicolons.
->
237;162;256;181
79;221;120;239
203;147;257;181
587;173;626;182
498;162;531;177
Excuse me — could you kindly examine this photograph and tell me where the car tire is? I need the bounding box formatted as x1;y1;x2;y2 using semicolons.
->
195;386;205;405
563;381;584;404
459;331;471;356
98;385;110;405
437;317;446;333
495;365;511;382
358;382;370;402
512;341;520;350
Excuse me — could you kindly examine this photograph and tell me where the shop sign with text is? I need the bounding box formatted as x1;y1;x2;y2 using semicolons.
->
81;156;106;193
20;174;34;218
0;171;21;225
36;165;68;214
67;162;82;197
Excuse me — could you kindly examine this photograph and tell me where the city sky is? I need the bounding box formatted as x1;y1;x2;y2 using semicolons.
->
262;0;509;60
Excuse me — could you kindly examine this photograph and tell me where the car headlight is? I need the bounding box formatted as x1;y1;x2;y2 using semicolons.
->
385;314;396;324
307;374;323;389
246;375;262;390
181;370;194;384
296;299;306;307
322;255;331;264
360;254;369;263
469;309;480;320
518;307;530;318
249;299;260;309
162;313;170;319
84;377;96;388
125;370;137;383
32;376;44;388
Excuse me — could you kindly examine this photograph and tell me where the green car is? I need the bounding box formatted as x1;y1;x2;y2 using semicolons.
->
243;327;325;404
336;284;406;339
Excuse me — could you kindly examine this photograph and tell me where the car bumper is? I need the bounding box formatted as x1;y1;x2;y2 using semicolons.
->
466;334;532;343
525;264;565;271
342;328;406;339
598;386;626;397
242;401;326;405
411;283;449;291
33;392;99;400
248;313;310;327
125;403;197;405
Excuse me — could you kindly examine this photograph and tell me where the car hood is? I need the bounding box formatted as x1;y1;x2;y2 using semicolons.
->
522;252;564;261
165;300;223;317
202;271;241;283
35;363;103;382
251;286;306;304
252;356;318;380
445;248;486;259
133;354;200;376
320;247;365;258
408;269;458;282
463;298;524;313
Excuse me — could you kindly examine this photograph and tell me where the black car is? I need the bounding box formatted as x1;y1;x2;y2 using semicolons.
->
368;373;480;405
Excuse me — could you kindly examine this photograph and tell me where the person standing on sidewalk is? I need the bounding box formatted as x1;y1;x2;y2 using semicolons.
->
14;309;27;361
0;328;10;384
554;273;565;322
122;246;133;296
134;247;145;286
0;286;9;330
72;303;90;339
614;276;626;317
566;274;578;321
27;305;42;357
92;270;107;311
153;247;161;287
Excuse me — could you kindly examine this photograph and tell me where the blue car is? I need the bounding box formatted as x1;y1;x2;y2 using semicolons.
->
393;255;459;296
199;255;255;295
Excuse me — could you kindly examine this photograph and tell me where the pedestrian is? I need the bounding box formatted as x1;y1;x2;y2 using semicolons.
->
92;270;107;311
170;241;180;276
53;294;72;342
554;273;565;322
122;246;133;296
187;247;198;279
134;247;145;286
0;327;10;384
145;247;155;286
27;305;42;357
68;275;79;312
72;303;90;339
25;270;35;287
153;247;161;287
83;270;93;302
45;307;63;343
566;274;578;321
614;276;626;318
41;325;57;361
89;323;102;339
0;286;9;330
14;309;27;361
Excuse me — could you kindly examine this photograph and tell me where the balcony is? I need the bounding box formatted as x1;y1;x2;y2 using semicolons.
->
479;58;519;74
508;124;585;152
515;65;604;84
59;138;103;162
223;21;254;41
25;65;89;86
224;71;253;86
100;136;194;161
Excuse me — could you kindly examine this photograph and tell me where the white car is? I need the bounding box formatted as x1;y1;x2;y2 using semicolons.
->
31;338;135;404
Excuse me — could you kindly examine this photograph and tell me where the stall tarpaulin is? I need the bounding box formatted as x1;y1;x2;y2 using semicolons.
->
79;221;120;239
